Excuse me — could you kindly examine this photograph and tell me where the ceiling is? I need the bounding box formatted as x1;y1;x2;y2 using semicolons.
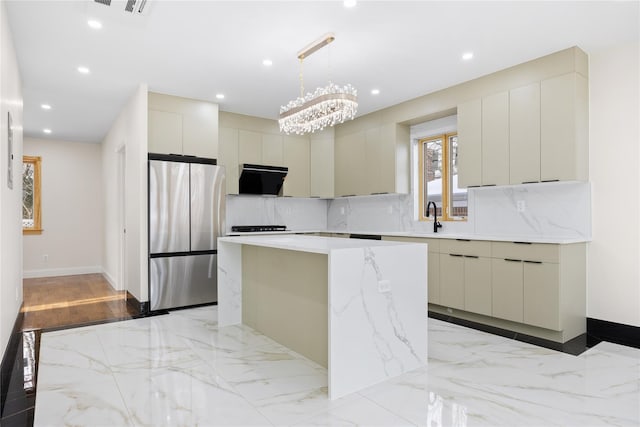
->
5;0;639;144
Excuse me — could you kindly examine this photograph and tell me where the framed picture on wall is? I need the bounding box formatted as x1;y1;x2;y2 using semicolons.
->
7;111;13;190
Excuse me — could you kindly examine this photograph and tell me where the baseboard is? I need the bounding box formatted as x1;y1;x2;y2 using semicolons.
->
102;270;117;289
587;317;640;349
23;266;102;279
1;309;24;415
125;292;149;314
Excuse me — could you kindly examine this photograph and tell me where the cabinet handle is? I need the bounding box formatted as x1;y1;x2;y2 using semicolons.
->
464;255;479;259
456;239;471;242
504;258;521;262
449;254;464;257
482;184;497;187
522;181;539;184
541;179;559;183
341;194;356;197
524;260;543;264
371;192;389;195
513;241;532;245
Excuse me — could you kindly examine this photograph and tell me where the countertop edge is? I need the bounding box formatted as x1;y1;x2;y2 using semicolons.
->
224;230;590;244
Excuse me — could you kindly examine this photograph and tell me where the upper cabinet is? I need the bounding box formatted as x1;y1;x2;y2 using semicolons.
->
457;99;482;188
148;92;218;158
541;73;589;182
218;112;311;196
457;71;588;188
282;136;310;197
310;129;335;198
334;123;409;197
481;91;510;186
510;82;541;184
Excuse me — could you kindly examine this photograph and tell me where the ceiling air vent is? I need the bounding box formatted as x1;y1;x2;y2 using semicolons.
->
125;0;150;14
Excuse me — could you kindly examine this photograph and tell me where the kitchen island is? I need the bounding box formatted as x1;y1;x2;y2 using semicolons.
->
217;234;428;399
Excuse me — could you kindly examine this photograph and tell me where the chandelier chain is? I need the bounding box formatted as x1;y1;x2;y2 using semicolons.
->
299;58;305;99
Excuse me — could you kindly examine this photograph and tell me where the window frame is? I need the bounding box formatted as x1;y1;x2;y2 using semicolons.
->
418;132;466;222
23;155;42;235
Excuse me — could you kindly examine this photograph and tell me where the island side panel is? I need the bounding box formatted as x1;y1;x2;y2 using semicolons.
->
328;244;428;400
217;240;243;326
242;245;329;368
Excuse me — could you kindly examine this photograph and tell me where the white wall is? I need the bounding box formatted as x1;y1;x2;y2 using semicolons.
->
588;42;640;327
23;138;103;277
0;1;24;360
101;85;148;301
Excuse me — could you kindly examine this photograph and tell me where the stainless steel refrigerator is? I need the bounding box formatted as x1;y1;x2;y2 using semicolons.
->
148;153;225;311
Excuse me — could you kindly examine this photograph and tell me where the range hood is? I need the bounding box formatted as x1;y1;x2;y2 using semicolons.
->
239;164;288;196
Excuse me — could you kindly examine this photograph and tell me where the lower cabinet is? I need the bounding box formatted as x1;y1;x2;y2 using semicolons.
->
427;252;440;305
463;256;492;317
491;258;525;323
440;254;465;310
523;261;560;330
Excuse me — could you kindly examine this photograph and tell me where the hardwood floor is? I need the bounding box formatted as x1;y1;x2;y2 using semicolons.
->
21;274;141;331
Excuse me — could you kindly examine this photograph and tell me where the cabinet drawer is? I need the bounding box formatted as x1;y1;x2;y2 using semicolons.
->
491;242;559;263
439;239;491;257
382;236;439;253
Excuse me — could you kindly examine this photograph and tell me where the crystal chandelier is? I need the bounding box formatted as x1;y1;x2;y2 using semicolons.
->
279;33;358;135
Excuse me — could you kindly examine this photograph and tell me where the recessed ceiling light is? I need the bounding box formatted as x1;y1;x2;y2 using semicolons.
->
371;89;380;95
43;128;52;134
462;52;474;61
344;0;357;7
41;104;52;110
216;94;225;100
77;66;90;74
87;19;102;29
262;59;273;67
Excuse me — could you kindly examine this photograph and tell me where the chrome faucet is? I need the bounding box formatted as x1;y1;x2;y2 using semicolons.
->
426;201;443;233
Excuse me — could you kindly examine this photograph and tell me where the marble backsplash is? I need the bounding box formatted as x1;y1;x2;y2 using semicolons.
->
327;181;591;240
225;181;591;240
225;195;328;233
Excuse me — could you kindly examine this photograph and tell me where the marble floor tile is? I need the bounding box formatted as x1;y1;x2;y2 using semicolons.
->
34;378;132;427
33;308;640;427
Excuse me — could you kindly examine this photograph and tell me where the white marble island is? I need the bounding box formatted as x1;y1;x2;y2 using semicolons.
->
217;234;428;400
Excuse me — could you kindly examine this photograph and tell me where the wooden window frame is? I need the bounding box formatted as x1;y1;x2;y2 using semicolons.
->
23;156;42;235
418;132;466;222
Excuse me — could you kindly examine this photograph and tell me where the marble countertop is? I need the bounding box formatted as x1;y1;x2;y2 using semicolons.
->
218;234;425;255
225;230;589;244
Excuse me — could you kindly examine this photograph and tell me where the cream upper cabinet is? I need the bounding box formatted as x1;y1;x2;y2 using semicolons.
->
510;83;541;184
310;129;334;198
481;91;510;186
541;72;589;182
282;136;310;197
334;122;409;197
334;130;366;197
148;92;218;158
238;130;263;164
148;110;182;155
367;123;410;195
457;98;482;188
218;127;239;194
261;134;284;167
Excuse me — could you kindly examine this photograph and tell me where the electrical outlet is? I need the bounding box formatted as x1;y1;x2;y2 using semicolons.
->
388;205;393;214
378;279;391;293
516;200;526;212
340;207;345;215
43;254;49;262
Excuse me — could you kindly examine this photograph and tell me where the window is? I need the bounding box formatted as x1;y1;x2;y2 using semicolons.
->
419;133;467;221
23;156;42;234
